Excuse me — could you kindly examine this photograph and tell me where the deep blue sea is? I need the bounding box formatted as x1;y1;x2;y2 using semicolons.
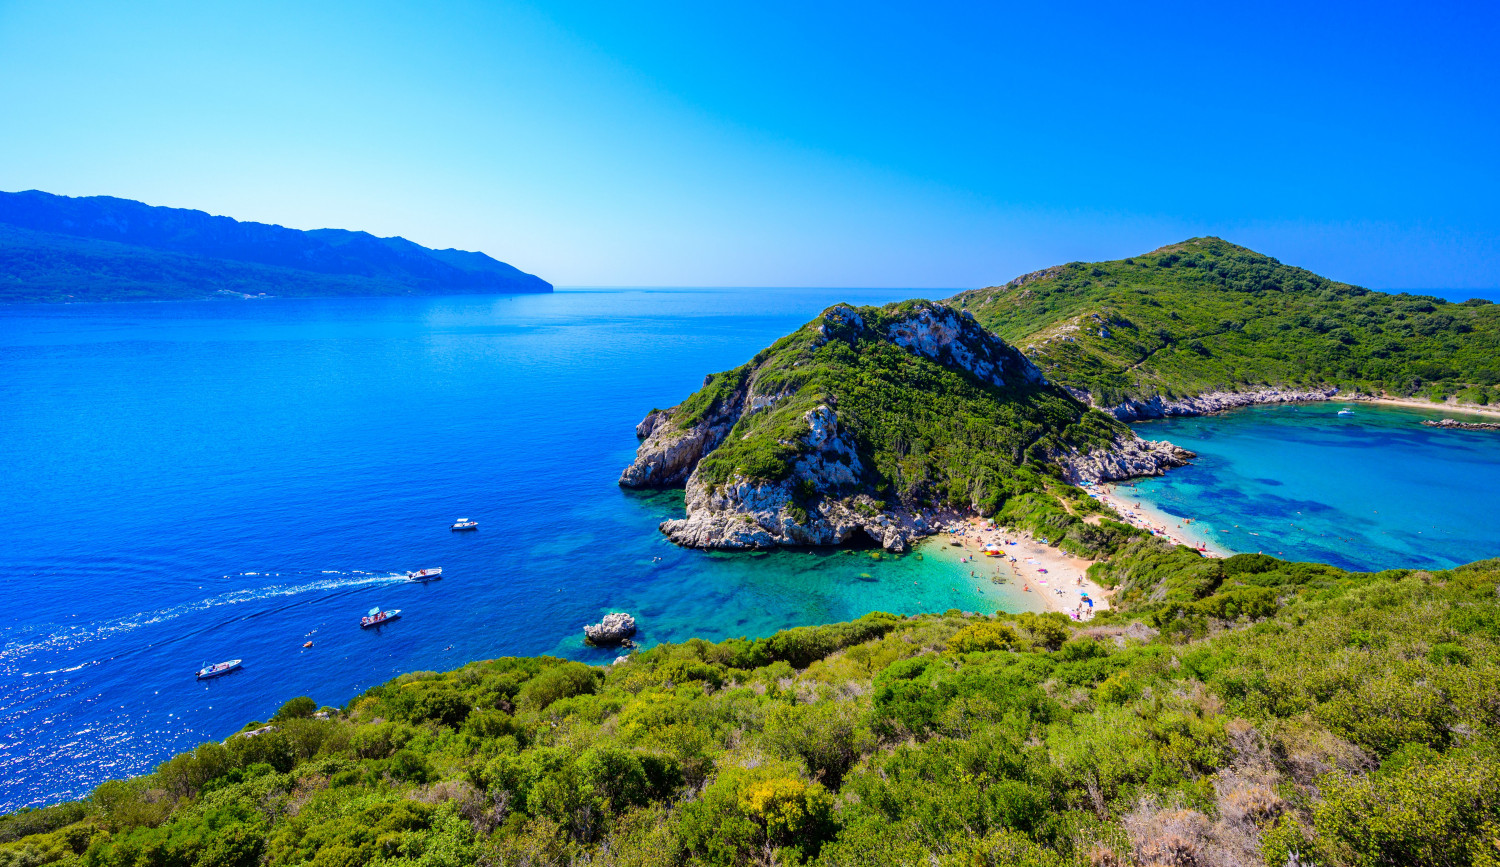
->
0;288;1039;811
1125;402;1500;572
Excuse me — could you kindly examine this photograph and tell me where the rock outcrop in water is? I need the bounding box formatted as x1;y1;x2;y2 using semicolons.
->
621;301;1191;552
1422;418;1500;431
584;613;637;646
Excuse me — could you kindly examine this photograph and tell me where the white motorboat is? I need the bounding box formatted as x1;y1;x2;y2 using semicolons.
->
196;659;242;679
361;607;401;628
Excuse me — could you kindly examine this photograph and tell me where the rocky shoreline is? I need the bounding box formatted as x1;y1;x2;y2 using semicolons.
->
1052;433;1196;485
1422;418;1500;431
1092;386;1340;421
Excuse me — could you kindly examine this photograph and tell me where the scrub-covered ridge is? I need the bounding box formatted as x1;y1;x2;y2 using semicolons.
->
620;301;1189;551
7;544;1500;867
950;237;1500;418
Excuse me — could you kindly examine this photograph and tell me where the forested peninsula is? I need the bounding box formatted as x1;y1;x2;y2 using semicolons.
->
0;191;551;302
619;301;1190;552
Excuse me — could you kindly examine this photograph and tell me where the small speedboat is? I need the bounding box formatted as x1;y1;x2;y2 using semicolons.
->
407;567;442;582
361;607;401;628
450;518;478;531
196;659;242;679
1337;408;1354;417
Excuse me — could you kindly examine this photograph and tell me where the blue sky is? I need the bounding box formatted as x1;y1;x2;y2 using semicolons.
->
1;0;1496;288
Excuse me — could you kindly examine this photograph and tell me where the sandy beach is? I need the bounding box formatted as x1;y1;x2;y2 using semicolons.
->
1349;395;1500;419
1090;484;1231;557
939;517;1111;622
928;478;1245;624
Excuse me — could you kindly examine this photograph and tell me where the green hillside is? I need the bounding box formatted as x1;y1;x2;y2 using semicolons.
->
950;238;1500;409
678;302;1119;502
6;543;1499;866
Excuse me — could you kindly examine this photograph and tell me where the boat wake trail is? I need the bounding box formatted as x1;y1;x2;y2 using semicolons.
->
3;570;409;674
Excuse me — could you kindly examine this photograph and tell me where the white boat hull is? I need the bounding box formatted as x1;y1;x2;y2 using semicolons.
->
197;659;242;679
361;610;402;628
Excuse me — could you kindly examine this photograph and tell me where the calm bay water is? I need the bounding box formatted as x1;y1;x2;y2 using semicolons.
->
1125;403;1500;571
0;289;1038;811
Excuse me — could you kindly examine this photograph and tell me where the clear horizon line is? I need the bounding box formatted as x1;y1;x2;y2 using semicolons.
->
552;284;1500;293
551;285;969;292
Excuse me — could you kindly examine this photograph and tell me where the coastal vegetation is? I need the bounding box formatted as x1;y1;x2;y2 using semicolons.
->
950;237;1500;409
5;543;1499;866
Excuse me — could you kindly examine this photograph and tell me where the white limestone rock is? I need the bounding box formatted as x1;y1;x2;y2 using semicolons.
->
584;612;637;646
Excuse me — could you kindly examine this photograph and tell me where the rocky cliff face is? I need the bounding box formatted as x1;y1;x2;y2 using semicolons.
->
618;381;748;488
825;303;1045;388
1096;387;1339;421
657;404;931;552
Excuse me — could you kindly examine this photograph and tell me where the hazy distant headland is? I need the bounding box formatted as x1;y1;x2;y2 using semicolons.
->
0;190;552;303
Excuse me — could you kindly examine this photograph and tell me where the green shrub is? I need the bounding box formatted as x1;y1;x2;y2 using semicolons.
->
271;697;317;722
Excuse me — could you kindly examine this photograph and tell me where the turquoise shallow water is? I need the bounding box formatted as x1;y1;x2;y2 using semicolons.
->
0;289;1035;810
1125;403;1500;571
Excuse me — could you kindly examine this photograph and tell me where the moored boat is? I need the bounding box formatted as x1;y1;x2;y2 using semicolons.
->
361;607;401;628
451;518;478;530
196;659;242;679
1337;408;1354;416
407;567;442;581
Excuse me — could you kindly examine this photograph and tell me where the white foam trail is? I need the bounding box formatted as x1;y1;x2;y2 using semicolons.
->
2;571;408;667
39;661;92;675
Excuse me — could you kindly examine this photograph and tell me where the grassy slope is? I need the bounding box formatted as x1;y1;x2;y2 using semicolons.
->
657;301;1127;516
950;237;1500;407
6;545;1499;867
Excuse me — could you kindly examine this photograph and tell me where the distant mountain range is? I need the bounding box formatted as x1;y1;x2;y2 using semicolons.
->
0;190;551;302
